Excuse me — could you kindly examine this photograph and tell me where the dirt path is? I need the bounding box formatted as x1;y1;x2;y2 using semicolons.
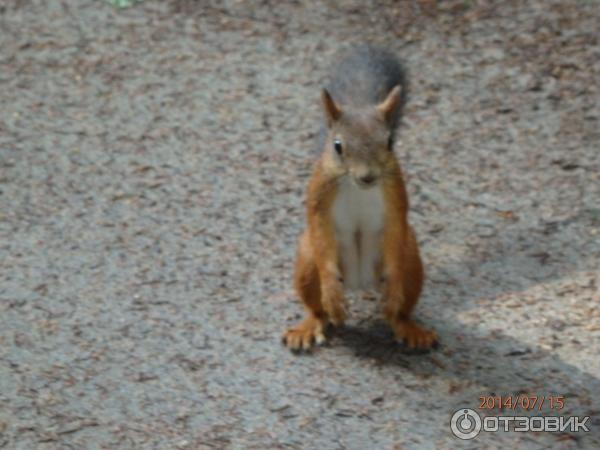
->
1;1;599;448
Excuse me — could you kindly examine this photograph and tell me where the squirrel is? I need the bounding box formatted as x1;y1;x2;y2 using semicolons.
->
282;45;437;351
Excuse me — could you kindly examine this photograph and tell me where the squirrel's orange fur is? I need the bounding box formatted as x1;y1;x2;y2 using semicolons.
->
283;47;437;351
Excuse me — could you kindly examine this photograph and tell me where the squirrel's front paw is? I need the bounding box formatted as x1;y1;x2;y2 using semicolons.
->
392;319;437;349
282;316;326;351
323;297;347;327
322;286;347;326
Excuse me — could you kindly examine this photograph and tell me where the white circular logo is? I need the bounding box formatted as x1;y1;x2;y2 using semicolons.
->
450;408;482;440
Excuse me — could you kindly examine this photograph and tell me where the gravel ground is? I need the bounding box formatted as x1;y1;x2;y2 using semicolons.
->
1;0;599;449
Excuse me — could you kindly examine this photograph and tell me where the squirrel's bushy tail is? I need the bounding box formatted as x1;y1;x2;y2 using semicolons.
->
327;44;408;124
326;44;408;142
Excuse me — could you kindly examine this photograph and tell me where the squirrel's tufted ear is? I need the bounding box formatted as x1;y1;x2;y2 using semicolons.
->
377;84;402;124
321;88;341;126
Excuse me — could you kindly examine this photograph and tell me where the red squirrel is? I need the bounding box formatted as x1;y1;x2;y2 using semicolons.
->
283;46;437;351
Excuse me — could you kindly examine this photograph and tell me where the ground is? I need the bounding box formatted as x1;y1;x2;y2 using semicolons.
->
0;0;599;449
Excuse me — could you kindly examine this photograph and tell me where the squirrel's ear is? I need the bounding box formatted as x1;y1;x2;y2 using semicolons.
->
377;85;402;124
321;88;341;126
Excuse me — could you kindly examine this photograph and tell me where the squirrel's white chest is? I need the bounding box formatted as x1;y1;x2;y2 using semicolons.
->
332;179;385;290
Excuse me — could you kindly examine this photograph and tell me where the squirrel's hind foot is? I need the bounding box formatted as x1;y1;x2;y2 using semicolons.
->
392;319;438;350
282;316;327;352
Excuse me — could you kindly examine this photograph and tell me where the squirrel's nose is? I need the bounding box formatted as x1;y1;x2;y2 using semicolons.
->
359;174;376;185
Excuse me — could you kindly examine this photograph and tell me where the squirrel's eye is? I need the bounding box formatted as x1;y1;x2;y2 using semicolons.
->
334;139;343;155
